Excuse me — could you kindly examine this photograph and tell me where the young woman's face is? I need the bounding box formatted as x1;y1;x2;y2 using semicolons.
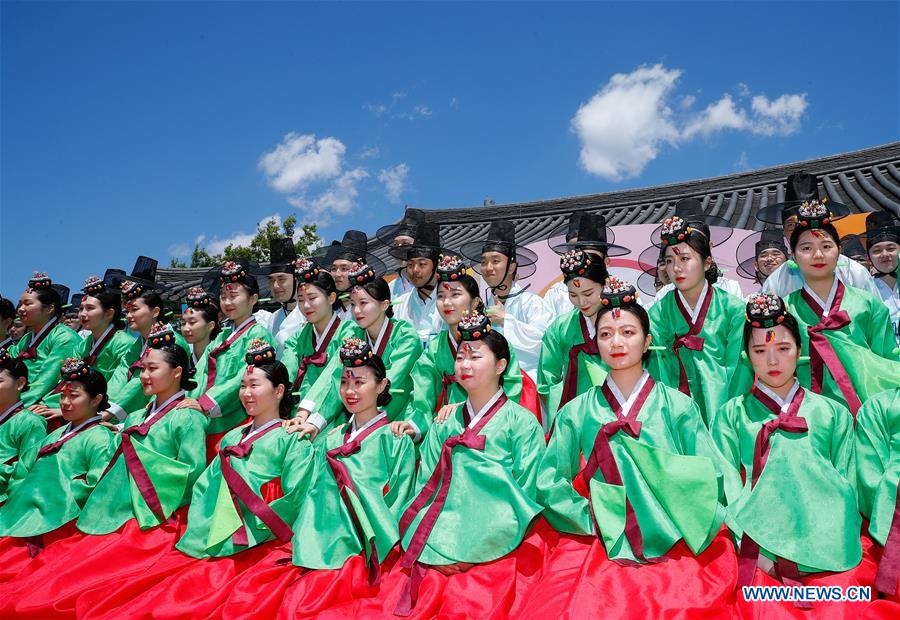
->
480;251;512;288
79;295;112;332
17;291;53;329
180;309;215;345
126;298;158;334
793;230;839;281
869;241;899;275
59;381;101;422
219;283;257;321
755;248;787;277
455;340;506;392
331;259;354;292
566;278;603;318
297;284;333;324
339;365;386;415
437;282;479;327
0;369;25;407
664;243;710;292
239;367;284;418
139;348;182;396
596;310;650;371
747;325;799;391
350;287;387;330
268;272;296;304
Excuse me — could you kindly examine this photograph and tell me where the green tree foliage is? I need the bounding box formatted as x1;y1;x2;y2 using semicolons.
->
169;216;320;268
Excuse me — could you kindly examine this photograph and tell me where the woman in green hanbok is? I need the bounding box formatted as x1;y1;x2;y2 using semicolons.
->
179;286;219;373
0;350;47;505
0;359;114;586
519;277;737;619
713;292;877;617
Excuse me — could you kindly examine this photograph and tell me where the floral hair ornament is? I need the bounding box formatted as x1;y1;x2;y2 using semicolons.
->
59;357;90;382
745;292;789;329
185;286;213;309
82;275;106;296
599;276;639;319
348;261;377;287
437;253;467;283
795;199;832;231
146;322;177;349
560;249;607;284
659;216;695;247
27;272;52;292
244;339;276;368
293;257;321;288
120;279;145;301
457;310;492;342
340;337;374;367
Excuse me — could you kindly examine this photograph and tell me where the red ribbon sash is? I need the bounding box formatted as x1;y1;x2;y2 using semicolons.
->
560;314;599;410
218;422;294;546
50;328;120;395
875;484;900;596
800;282;862;418
671;287;714;396
736;387;810;606
581;377;658;565
36;418;101;460
325;416;390;586
17;318;59;361
394;394;509;616
205;319;258;391
371;320;394;358
99;395;187;523
293;318;341;392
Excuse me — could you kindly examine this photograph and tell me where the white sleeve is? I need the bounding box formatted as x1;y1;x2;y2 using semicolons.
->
839;257;882;300
501;292;554;373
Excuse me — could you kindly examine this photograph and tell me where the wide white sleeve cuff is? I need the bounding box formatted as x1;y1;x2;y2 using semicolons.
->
407;420;423;444
198;394;221;418
307;412;327;431
299;398;316;413
107;402;127;422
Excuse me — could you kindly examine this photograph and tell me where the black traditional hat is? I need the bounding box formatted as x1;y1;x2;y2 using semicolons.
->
245;339;277;366
201;258;270;299
651;199;733;247
268;237;298;275
436;253;469;282
549;212;630;257
127;256;161;289
756;173;852;225
387;221;447;264
459;220;538;279
59;357;90;382
841;235;867;259
635;245;668;296
745;293;790;329
559;249;608;285
103;269;127;291
735;229;789;281
65;294;83;315
865;211;900;248
315;230;386;274
375;206;426;247
339;337;375;367
51;284;70;307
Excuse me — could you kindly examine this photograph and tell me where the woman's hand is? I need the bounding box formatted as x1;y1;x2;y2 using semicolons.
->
435;403;461;424
176;398;204;412
31;405;62;420
293;422;320;442
390;421;416;438
295;408;310;423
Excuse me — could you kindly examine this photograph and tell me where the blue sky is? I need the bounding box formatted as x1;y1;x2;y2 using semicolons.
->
2;1;898;296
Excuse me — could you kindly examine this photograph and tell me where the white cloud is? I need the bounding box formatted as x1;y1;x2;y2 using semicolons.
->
260;134;370;222
450;96;459;109
258;133;345;194
571;64;809;181
734;151;751;172
359;145;381;159
571;64;682;181
378;163;409;203
204;214;281;255
750;94;808;136
167;243;191;258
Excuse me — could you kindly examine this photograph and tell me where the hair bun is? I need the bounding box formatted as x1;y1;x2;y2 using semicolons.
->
60;357;90;381
437;253;467;282
457;311;492;342
340;337;374;367
28;271;52;291
599;277;639;310
147;322;177;349
745;293;789;328
348;261;377;287
82;275;106;295
244;339;276;366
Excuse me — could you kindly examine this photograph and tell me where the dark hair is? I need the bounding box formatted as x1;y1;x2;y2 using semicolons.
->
0;297;15;323
742;312;803;355
302;271;341;312
789;223;841;253
356;277;394;319
0;356;30;392
67;368;110;411
154;344;197;391
438;274;485;313
33;287;63;318
594;304;653;363
667;232;720;284
250;361;297;419
477;330;512;379
86;290;125;330
135;291;169;324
